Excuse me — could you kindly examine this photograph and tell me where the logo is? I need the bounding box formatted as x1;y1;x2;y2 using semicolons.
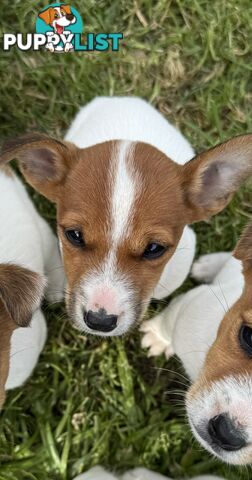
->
3;3;123;53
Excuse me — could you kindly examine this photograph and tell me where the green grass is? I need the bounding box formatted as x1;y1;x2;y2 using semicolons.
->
0;0;252;479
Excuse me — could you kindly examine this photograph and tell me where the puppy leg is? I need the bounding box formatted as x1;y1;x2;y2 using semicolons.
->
191;252;231;284
141;295;184;358
37;218;65;303
73;467;118;480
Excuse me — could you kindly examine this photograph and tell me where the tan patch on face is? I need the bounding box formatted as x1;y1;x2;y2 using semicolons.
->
57;141;186;310
57;141;114;289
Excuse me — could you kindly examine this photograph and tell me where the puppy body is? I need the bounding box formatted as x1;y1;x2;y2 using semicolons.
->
0;169;64;396
141;252;243;380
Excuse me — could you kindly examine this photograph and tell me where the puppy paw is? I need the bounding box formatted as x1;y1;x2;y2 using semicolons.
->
191;252;230;283
46;43;54;52
140;315;173;359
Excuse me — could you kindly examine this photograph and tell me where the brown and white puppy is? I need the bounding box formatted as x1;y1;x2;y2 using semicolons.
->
1;97;252;337
141;222;252;465
38;4;76;52
39;5;76;35
0;264;45;409
186;223;252;465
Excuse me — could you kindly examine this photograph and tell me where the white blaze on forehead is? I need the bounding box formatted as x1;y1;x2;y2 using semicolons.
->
110;140;138;243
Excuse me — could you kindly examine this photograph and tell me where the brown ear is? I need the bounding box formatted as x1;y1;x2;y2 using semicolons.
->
0;264;46;327
183;135;252;222
61;5;72;14
0;134;78;202
234;222;252;266
38;7;54;25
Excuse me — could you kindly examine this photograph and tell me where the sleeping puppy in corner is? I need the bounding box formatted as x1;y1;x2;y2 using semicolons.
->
1;97;252;338
142;221;252;465
0;164;64;408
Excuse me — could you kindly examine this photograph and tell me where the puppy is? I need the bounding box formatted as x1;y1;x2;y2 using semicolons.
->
1;97;252;337
141;222;252;465
73;466;224;480
0;265;45;409
39;4;76;52
0;165;64;408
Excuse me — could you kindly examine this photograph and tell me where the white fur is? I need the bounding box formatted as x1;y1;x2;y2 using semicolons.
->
0;171;64;390
111;141;137;243
65;97;196;329
73;466;223;480
77;250;136;336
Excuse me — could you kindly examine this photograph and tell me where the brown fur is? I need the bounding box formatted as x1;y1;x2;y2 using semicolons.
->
38;5;72;26
1;133;252;328
0;264;45;409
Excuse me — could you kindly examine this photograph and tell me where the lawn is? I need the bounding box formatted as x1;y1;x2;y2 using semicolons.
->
0;0;252;479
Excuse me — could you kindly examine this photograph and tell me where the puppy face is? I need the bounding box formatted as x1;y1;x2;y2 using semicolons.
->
0;265;45;409
186;223;252;465
39;5;76;34
1;134;252;336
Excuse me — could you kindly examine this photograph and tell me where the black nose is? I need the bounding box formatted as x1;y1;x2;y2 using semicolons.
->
66;13;74;21
84;309;118;332
208;414;246;451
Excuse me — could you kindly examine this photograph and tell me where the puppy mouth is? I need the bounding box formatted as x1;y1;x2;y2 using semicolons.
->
55;23;65;35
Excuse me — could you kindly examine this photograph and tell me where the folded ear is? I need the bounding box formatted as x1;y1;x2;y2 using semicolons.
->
0;134;78;202
0;264;46;327
38;8;54;25
183;135;252;222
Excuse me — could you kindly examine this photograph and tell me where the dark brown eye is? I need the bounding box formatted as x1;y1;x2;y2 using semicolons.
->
54;13;59;19
143;243;167;260
65;229;85;247
239;325;252;357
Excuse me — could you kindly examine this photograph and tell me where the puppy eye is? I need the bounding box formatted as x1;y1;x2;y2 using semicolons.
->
143;243;167;260
61;10;66;16
54;13;59;18
65;229;85;247
239;325;252;357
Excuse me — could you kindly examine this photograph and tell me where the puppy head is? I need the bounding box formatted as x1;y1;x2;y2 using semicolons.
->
186;222;252;465
1;134;252;336
0;264;45;409
39;5;75;30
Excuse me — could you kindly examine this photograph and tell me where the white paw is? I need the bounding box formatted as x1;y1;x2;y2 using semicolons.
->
140;315;173;359
46;43;54;52
64;42;73;52
191;253;230;283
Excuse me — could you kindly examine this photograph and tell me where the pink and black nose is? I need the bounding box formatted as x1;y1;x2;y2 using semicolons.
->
84;308;118;332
